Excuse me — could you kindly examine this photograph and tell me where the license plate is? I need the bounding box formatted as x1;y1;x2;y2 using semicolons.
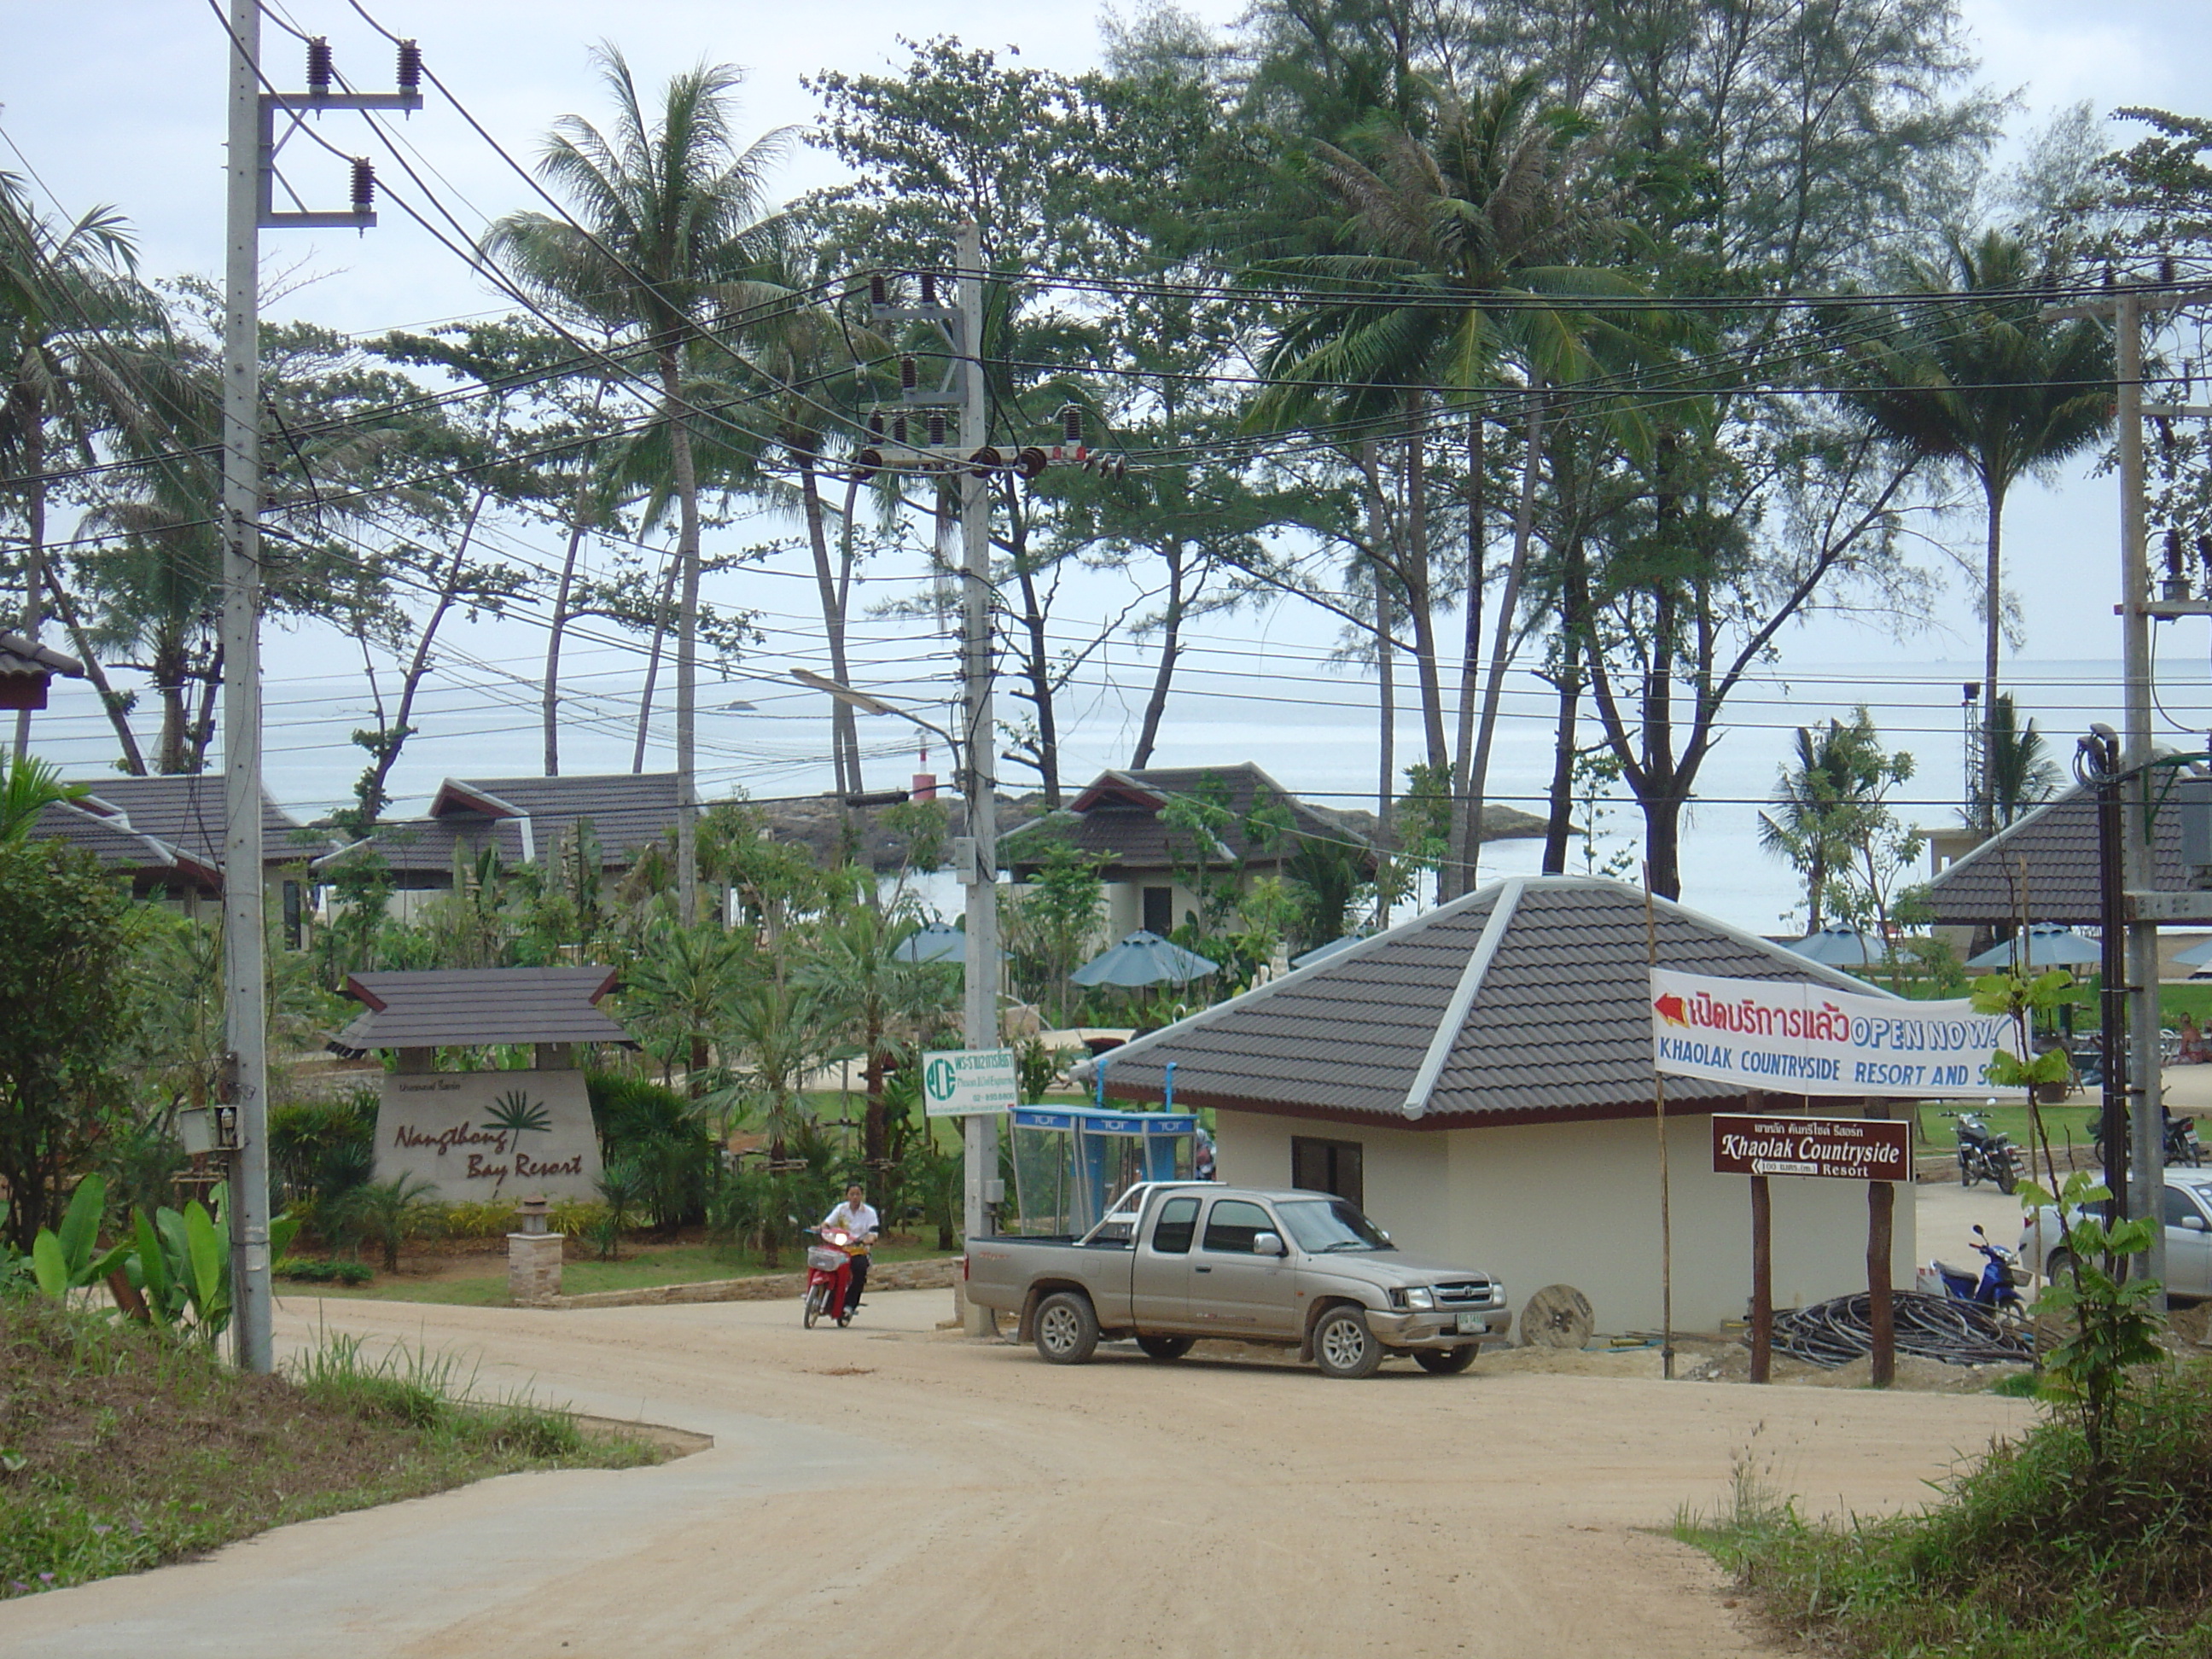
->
1457;1313;1488;1336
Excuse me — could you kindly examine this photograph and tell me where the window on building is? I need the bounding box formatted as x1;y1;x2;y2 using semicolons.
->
1151;1196;1201;1254
1142;885;1173;934
1202;1199;1277;1254
1291;1137;1364;1208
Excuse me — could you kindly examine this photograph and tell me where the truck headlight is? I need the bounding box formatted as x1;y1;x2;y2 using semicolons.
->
1404;1287;1434;1311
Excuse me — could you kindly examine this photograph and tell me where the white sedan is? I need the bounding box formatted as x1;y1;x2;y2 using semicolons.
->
2018;1172;2212;1301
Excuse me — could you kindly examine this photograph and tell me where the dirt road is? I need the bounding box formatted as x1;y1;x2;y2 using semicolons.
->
2;1286;2031;1658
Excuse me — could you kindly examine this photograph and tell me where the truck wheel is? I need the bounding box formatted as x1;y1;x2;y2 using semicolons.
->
1414;1347;1478;1375
1136;1335;1194;1361
1034;1292;1099;1365
1312;1306;1384;1379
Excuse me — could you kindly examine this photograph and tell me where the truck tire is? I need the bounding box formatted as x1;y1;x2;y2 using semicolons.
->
1136;1334;1194;1361
1312;1306;1384;1379
1034;1291;1099;1365
1414;1346;1478;1375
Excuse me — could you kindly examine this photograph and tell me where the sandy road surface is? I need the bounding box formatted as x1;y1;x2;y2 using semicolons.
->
2;1289;2031;1659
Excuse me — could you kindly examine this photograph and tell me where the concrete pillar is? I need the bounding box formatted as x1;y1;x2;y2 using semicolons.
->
508;1232;563;1304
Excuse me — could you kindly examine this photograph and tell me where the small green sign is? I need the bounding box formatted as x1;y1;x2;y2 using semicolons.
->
922;1047;1019;1117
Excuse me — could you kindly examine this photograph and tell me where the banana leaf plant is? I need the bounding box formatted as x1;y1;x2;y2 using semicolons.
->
28;1176;131;1299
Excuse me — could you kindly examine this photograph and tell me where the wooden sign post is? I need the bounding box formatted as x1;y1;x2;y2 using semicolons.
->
1713;1109;1913;1383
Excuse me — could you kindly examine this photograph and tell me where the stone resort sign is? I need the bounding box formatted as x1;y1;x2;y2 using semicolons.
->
375;1069;603;1202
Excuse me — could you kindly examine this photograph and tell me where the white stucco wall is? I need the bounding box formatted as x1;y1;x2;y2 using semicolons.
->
1212;1108;1916;1338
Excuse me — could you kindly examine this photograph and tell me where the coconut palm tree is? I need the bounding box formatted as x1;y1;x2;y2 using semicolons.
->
1986;692;2060;827
1252;74;1677;899
1841;231;2113;832
484;46;791;924
1757;709;1898;933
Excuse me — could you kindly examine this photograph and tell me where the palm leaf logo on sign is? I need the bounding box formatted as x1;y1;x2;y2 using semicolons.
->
485;1088;552;1155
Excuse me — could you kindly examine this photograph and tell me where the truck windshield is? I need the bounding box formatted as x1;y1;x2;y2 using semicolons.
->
1277;1198;1393;1254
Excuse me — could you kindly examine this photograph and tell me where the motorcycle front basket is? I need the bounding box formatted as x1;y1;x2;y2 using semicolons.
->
806;1246;847;1274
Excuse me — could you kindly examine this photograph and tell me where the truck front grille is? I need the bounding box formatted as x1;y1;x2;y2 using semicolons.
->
1433;1280;1496;1306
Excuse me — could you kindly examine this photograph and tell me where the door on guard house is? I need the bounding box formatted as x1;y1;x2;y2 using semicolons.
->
1291;1136;1363;1208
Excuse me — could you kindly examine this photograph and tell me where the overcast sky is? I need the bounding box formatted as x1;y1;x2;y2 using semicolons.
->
6;0;2211;925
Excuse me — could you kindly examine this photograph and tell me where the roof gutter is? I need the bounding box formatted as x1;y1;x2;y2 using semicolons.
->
1400;876;1524;1121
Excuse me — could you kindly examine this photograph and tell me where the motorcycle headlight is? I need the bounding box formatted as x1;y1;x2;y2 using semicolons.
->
1404;1286;1435;1311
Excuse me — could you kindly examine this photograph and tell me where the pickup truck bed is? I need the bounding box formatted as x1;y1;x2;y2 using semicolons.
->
963;1183;1509;1379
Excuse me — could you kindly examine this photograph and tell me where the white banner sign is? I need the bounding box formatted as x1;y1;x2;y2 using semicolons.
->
1650;969;2009;1098
923;1048;1020;1117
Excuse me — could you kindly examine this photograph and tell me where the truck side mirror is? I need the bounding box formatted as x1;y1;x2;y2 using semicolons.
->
1251;1231;1286;1257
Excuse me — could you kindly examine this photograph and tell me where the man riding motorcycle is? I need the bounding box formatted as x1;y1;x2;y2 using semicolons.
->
818;1185;880;1320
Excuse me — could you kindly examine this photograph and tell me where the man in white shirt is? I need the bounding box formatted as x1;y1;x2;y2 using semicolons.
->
820;1184;881;1318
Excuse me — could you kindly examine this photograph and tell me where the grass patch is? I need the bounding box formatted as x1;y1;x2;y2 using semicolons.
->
1681;1361;2212;1656
0;1293;661;1600
282;1241;958;1307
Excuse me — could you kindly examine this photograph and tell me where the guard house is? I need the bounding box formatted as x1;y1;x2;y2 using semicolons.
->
1076;876;1914;1336
333;966;634;1202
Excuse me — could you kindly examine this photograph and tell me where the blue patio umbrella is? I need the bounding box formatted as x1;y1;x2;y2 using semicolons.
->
1965;923;2104;969
894;921;964;963
2174;937;2212;969
1786;924;1885;966
1070;930;1220;988
893;921;1007;965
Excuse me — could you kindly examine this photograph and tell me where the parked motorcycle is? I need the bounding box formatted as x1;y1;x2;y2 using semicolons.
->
803;1225;862;1329
2093;1111;2204;1170
1951;1110;2020;1195
1926;1225;2027;1318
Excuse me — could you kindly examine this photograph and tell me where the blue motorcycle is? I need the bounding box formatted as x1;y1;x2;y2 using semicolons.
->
1930;1225;2027;1316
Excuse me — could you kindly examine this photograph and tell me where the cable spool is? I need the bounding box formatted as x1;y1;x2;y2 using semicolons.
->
1521;1284;1594;1349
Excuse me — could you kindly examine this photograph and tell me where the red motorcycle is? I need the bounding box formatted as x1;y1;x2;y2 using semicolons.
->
803;1225;861;1328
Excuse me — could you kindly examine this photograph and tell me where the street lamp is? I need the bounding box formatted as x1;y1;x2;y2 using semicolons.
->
791;668;1003;1259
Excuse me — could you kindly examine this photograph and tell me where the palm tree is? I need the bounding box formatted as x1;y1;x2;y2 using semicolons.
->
799;904;957;1168
1987;692;2060;827
0;752;84;840
1842;230;2113;832
620;917;751;1096
484;46;790;925
1253;75;1675;899
1757;710;1897;932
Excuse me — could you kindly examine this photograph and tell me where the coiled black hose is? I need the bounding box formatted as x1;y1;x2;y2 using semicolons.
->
1764;1290;2034;1369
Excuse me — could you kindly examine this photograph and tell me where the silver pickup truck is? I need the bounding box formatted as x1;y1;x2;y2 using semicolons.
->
963;1182;1511;1378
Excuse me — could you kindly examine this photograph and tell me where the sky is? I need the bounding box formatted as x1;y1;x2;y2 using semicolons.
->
6;0;2212;931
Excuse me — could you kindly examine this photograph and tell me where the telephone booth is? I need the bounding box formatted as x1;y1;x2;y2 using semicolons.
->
1006;1104;1197;1237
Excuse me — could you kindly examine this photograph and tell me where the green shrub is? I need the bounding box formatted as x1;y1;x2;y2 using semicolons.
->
1688;1359;2212;1655
274;1255;337;1282
440;1199;518;1239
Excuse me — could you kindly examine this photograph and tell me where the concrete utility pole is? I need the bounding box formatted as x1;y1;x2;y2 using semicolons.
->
219;0;271;1376
2116;289;2169;1301
955;222;1003;1330
219;6;417;1370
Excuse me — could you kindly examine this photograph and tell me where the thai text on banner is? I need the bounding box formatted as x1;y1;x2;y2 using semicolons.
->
1649;968;2008;1098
